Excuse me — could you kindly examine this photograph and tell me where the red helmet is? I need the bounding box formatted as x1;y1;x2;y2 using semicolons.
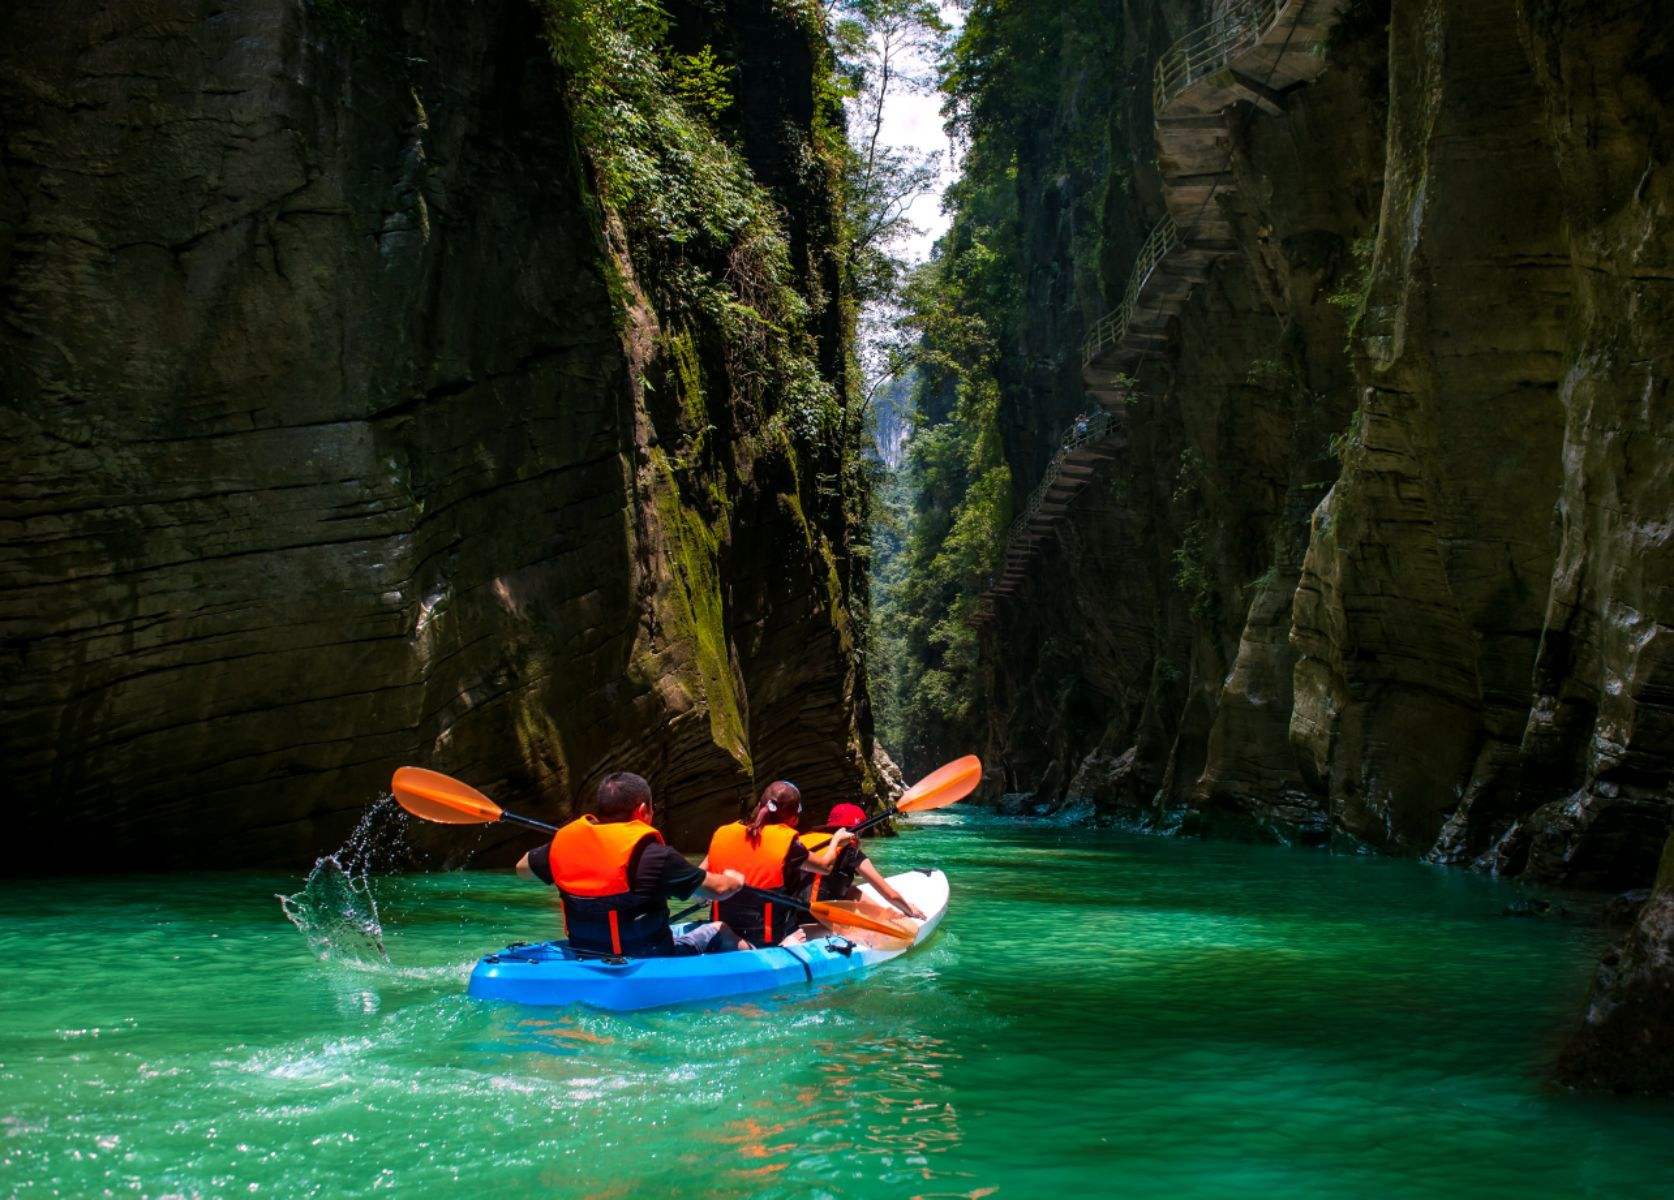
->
826;803;867;829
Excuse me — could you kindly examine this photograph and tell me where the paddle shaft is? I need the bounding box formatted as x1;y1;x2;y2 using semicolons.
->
493;801;887;930
668;822;889;920
503;812;558;834
672;884;811;924
488;798;801;921
850;806;901;836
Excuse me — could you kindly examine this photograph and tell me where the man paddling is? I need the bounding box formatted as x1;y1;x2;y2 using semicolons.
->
800;803;925;919
516;772;748;957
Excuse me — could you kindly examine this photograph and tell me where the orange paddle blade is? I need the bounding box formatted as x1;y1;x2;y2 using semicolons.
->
810;900;916;942
390;766;504;825
898;754;982;814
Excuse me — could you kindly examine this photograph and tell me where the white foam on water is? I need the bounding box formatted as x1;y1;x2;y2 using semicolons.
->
277;797;406;968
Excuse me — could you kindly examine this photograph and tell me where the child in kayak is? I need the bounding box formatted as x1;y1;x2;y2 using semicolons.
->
516;772;748;958
800;802;926;919
702;781;853;945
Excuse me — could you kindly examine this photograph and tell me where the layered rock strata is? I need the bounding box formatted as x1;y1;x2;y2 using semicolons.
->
0;0;875;868
980;0;1674;1088
989;0;1673;880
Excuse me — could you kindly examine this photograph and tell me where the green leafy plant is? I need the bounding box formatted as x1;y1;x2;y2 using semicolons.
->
1327;407;1366;461
670;46;735;121
539;0;836;430
1326;235;1377;350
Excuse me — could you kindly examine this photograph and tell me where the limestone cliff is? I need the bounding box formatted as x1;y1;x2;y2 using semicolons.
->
986;0;1673;886
0;0;877;869
972;0;1674;1087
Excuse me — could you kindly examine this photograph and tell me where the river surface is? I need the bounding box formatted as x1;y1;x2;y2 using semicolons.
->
3;814;1671;1198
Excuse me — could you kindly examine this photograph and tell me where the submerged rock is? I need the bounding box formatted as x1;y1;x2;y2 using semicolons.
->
1557;835;1674;1095
1500;899;1577;921
1600;890;1652;929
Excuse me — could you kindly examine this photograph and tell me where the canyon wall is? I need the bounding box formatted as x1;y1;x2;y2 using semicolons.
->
977;0;1673;1088
988;0;1673;890
0;0;877;869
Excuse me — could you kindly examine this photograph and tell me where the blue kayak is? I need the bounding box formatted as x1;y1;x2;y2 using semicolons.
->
468;869;949;1011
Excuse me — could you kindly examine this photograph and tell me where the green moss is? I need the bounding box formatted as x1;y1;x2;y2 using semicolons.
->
654;327;716;472
1171;449;1218;623
647;449;750;769
666;330;706;427
1328;407;1367;462
1172;523;1217;622
513;702;572;816
1327;235;1377;351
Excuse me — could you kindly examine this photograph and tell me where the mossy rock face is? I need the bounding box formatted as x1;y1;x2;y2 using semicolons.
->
945;0;1674;1094
646;448;751;774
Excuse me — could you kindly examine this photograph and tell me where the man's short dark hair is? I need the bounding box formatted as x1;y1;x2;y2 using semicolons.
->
596;772;653;821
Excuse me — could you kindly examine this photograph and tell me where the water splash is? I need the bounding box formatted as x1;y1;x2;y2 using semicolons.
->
279;796;409;966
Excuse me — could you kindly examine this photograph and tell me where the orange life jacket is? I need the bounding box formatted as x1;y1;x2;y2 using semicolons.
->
548;816;666;955
798;828;863;904
706;821;799;944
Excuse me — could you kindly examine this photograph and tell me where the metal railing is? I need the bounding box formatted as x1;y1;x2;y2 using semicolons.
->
1081;3;1297;373
985;0;1335;620
1153;0;1289;114
1001;409;1117;553
1081;215;1180;369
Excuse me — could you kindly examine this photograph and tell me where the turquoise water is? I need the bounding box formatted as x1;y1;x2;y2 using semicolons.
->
2;813;1670;1198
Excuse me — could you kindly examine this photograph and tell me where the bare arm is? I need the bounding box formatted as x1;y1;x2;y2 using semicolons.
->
801;828;854;875
515;850;538;880
857;858;925;919
693;868;745;902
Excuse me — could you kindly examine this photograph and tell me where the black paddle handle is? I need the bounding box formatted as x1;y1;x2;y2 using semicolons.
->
849;804;905;836
503;811;558;834
671;884;813;925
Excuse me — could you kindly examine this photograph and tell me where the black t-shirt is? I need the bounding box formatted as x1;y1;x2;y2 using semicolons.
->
529;838;707;900
782;837;812;883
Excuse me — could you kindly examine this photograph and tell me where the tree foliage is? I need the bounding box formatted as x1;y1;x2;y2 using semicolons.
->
540;0;841;439
869;0;1114;771
869;157;1016;771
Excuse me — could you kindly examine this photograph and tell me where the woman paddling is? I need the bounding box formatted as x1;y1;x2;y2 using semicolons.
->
800;803;926;919
702;781;851;946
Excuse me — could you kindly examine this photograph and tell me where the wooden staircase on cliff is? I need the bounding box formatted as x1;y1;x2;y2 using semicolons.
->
976;411;1123;619
977;0;1347;621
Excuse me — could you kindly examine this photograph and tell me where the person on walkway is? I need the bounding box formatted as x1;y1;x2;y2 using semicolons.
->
799;802;926;919
702;781;852;946
517;772;747;958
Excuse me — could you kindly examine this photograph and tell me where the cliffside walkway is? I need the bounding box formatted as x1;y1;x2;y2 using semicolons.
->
977;411;1121;615
978;0;1345;620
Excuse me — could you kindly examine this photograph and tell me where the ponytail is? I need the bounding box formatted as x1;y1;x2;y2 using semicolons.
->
745;780;802;846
